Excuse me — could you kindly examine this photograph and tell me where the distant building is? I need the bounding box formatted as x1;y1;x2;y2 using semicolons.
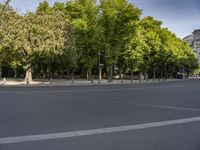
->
183;29;200;61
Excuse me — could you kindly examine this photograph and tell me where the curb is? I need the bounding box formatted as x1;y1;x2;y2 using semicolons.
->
0;78;193;88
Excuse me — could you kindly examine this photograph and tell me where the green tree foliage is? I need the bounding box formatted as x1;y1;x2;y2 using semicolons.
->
100;0;141;71
0;1;198;81
124;16;199;79
23;11;69;83
0;4;20;77
36;1;51;13
65;0;100;79
0;3;69;83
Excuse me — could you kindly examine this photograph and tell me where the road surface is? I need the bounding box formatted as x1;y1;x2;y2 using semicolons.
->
0;80;200;150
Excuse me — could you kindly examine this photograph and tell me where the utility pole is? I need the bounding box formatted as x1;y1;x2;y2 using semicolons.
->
98;51;101;83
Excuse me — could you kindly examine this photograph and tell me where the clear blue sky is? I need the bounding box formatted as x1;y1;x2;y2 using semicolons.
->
0;0;199;38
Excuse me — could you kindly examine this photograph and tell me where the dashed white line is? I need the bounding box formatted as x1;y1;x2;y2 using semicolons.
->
135;103;200;112
1;116;200;144
85;100;199;112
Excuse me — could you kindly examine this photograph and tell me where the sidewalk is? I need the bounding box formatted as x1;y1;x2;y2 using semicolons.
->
0;78;186;87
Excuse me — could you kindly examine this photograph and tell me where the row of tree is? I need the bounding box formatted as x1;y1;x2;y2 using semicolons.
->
0;0;199;83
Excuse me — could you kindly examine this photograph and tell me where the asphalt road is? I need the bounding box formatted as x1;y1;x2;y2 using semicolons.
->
0;79;200;150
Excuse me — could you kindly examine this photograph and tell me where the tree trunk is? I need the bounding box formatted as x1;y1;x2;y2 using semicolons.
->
146;73;149;81
86;70;92;81
71;72;74;84
41;68;46;79
109;65;113;82
61;70;64;79
131;71;133;83
91;75;94;83
153;67;156;81
50;72;53;80
86;71;89;80
81;68;84;78
120;71;123;83
139;72;142;82
42;72;46;80
14;69;17;79
67;70;70;80
24;64;32;85
0;66;2;78
88;70;92;81
165;64;167;80
144;70;147;81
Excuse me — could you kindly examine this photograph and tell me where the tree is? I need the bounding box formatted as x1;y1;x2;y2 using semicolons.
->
1;1;198;81
53;2;65;12
1;7;69;83
36;1;51;14
0;4;19;78
138;17;163;80
123;26;147;81
66;0;100;79
100;0;141;81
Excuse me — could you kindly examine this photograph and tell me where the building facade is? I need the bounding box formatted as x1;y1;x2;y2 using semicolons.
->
183;29;200;61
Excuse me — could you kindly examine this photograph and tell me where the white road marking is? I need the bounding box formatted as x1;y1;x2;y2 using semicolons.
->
80;99;199;112
1;116;200;144
135;103;200;112
109;101;199;112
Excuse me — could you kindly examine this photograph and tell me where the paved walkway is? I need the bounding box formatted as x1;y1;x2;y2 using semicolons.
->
0;78;185;87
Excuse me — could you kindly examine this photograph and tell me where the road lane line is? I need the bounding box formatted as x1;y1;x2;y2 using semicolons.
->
135;103;200;112
1;116;200;144
110;101;199;112
82;99;200;112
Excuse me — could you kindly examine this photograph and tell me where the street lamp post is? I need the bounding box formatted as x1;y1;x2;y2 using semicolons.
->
98;51;101;83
